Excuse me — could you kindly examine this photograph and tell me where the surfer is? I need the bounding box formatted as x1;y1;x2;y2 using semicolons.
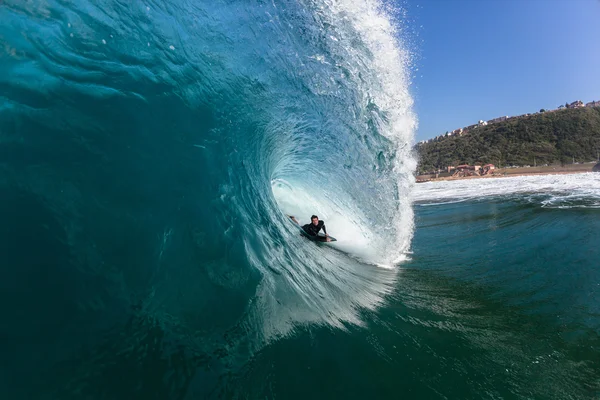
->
289;215;331;242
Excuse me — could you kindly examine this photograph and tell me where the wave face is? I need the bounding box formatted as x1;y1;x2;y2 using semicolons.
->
0;0;415;396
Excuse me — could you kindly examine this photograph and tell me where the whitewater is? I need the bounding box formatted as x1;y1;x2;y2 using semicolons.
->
414;172;600;208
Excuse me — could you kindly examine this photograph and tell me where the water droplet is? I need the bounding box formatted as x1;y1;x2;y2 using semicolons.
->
102;39;106;44
146;6;150;11
68;23;71;28
169;45;175;50
70;33;74;37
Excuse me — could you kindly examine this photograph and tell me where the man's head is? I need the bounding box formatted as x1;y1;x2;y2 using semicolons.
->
311;215;319;225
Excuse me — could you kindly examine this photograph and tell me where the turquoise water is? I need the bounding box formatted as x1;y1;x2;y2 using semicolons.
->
1;0;599;398
223;178;600;399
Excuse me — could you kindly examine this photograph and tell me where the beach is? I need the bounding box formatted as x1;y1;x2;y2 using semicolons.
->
416;162;598;182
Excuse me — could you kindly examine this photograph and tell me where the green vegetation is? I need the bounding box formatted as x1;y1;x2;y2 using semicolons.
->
416;107;600;174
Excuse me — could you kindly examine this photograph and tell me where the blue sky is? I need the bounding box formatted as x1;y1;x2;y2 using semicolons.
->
405;0;600;141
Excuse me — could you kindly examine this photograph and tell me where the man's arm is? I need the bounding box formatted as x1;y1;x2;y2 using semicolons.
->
321;221;327;235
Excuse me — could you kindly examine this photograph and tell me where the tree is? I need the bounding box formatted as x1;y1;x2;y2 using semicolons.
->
415;108;600;173
540;109;546;113
565;102;569;108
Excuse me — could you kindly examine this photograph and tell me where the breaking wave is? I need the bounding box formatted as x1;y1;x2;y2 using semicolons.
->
0;0;416;394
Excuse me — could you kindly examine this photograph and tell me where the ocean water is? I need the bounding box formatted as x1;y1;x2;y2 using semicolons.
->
229;174;600;399
1;0;599;399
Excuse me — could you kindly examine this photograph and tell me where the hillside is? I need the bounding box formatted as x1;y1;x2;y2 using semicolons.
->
416;107;600;174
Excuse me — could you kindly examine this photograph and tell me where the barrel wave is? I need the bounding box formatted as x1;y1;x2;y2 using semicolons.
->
0;0;415;397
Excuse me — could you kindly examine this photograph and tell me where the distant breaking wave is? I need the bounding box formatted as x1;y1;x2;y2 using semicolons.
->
413;173;600;208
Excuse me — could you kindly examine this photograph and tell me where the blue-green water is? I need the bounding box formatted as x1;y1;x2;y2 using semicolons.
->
223;181;600;399
1;0;600;398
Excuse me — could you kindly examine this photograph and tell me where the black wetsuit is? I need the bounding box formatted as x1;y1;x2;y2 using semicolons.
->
302;220;327;237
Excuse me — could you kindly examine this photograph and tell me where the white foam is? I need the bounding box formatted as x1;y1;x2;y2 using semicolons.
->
317;0;417;263
271;179;377;262
413;173;600;208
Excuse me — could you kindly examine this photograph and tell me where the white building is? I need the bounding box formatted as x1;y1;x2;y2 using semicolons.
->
568;100;584;108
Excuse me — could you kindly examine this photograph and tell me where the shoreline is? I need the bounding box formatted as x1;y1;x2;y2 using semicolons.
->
416;164;598;183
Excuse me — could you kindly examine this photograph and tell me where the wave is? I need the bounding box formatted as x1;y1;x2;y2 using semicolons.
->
413;173;600;208
0;0;416;386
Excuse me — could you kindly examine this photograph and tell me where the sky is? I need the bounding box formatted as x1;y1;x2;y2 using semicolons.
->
403;0;600;142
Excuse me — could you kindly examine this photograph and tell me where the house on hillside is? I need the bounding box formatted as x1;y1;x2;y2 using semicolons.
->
478;120;488;126
586;100;600;108
447;166;456;173
568;100;584;109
